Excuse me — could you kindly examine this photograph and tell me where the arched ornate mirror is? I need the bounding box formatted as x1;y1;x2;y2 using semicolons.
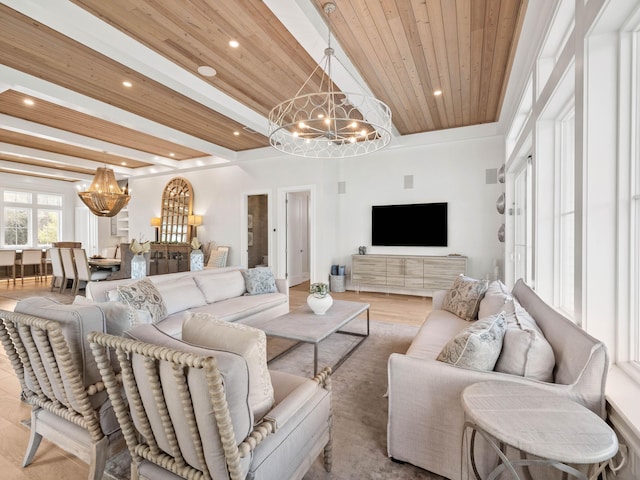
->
160;177;194;243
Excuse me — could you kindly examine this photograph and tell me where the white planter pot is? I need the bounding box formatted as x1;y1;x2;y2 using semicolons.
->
307;294;333;315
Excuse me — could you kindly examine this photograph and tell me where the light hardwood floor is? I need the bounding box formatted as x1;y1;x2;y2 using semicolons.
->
0;277;431;479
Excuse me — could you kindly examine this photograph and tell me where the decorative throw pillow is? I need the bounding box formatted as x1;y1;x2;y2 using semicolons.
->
242;267;277;295
436;312;506;370
182;312;274;422
478;280;515;319
442;275;489;321
117;278;167;324
494;299;555;382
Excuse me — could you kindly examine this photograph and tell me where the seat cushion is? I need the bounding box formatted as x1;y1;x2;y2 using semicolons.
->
187;293;287;323
182;312;275;422
436;312;506;370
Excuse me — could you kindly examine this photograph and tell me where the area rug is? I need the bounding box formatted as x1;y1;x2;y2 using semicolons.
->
103;319;445;480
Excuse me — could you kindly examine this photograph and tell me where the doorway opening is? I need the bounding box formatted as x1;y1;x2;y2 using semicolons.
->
243;192;270;269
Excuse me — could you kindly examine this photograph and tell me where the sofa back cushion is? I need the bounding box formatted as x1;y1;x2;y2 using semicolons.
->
494;299;555;382
512;279;607;387
194;270;246;303
154;276;207;315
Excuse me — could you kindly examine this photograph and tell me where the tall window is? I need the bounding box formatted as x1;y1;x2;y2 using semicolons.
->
557;109;575;317
1;190;62;247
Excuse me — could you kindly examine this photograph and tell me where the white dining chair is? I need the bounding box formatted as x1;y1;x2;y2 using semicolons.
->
0;250;16;285
59;248;77;294
15;249;43;284
72;248;110;295
48;247;65;292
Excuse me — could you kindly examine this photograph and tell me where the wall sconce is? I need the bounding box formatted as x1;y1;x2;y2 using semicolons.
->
150;217;161;242
188;215;203;239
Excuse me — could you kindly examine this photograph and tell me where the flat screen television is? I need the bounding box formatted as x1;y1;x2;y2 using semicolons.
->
371;202;448;246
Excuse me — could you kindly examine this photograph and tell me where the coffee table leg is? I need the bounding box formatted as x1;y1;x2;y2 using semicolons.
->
314;343;319;376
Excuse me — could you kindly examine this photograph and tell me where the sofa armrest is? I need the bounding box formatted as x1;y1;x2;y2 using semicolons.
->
275;278;289;296
431;290;447;310
263;379;319;431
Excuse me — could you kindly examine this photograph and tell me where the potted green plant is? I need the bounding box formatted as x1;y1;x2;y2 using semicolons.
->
307;282;333;315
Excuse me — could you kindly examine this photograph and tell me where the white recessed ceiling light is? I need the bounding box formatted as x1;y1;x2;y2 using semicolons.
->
122;81;133;88
23;98;34;106
169;152;176;157
197;65;217;77
121;161;127;166
434;89;442;96
229;39;239;48
233;131;240;136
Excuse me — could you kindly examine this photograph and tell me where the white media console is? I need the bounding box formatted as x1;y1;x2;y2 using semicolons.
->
350;254;467;295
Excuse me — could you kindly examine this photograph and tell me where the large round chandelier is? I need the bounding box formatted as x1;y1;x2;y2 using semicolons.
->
78;166;130;217
268;2;392;158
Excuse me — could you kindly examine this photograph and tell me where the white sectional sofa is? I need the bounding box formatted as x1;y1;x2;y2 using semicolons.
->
85;266;289;338
387;279;609;480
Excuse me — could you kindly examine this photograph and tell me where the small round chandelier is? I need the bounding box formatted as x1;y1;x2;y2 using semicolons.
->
268;2;392;158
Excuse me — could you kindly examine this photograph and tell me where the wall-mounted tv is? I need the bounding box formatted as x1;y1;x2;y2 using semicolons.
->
371;202;448;247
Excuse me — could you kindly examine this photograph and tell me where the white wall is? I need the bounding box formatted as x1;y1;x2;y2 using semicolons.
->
125;127;504;285
336;134;505;282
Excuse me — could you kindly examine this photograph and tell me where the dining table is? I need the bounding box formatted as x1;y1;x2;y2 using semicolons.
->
88;257;121;271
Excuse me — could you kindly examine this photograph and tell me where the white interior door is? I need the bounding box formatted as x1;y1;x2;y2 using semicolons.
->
286;191;310;286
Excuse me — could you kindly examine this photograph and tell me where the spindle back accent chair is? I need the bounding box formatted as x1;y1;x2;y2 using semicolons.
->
0;309;124;480
89;326;333;480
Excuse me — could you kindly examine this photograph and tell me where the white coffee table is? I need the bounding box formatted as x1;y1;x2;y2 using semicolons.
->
461;381;618;480
248;300;370;375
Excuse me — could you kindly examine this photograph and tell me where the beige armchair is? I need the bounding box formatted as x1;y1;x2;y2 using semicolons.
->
0;303;125;480
89;324;333;480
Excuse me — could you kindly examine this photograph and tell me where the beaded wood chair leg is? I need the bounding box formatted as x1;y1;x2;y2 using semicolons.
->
313;366;333;472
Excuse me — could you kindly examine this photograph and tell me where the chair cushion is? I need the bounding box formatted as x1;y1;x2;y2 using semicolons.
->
442;275;488;321
154;276;207;315
436;312;506;370
182;312;275;422
13;297;107;410
117;278;167;323
242;267;277;295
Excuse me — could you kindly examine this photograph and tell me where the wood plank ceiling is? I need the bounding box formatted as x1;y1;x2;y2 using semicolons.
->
0;0;526;181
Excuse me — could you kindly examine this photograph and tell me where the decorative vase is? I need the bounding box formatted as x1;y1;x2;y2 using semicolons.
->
190;249;204;271
131;253;146;279
307;293;333;315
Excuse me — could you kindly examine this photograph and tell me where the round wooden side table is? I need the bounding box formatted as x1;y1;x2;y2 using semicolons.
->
461;381;618;480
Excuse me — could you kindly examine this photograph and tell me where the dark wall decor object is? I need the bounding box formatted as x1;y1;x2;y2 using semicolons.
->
496;192;506;214
497;164;506;183
498;224;505;243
